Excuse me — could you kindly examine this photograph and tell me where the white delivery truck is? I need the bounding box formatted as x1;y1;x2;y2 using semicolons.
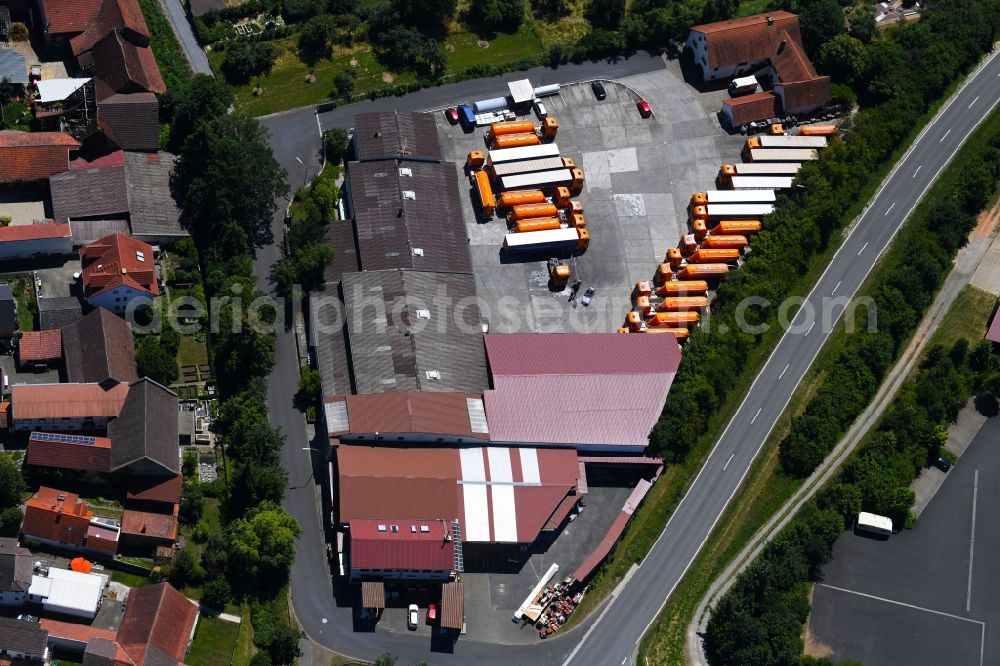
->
729;75;759;97
856;512;893;537
728;176;795;190
745;148;819;162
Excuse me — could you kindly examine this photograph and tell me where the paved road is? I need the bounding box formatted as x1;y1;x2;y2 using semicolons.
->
255;47;1000;665
157;0;213;75
562;48;1000;666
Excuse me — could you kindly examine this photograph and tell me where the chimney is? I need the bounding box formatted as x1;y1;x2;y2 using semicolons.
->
141;524;147;533
767;15;774;25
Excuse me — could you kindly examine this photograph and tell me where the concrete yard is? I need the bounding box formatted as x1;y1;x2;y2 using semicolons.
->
435;64;743;333
806;416;1000;666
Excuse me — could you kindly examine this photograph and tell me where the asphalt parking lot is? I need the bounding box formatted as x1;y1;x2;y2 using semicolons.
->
435;63;742;333
807;415;1000;666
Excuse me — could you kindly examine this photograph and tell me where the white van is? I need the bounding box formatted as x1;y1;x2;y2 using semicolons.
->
856;511;893;537
533;98;548;119
729;75;760;97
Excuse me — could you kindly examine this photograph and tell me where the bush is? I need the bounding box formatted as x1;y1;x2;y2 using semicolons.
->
323;128;350;164
201;578;233;609
468;0;526;32
222;41;278;84
0;507;23;537
136;336;180;386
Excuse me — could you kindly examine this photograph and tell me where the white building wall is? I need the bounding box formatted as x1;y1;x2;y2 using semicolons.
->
686;30;770;81
12;416;111;432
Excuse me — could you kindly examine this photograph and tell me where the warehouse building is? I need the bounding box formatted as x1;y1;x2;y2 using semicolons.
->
351;110;443;162
323;391;489;446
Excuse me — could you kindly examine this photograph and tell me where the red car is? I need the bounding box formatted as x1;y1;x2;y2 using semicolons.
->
445;108;459;124
637;98;652;119
427;602;437;623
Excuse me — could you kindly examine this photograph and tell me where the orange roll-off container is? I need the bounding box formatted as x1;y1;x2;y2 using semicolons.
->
701;234;748;250
655;296;710;312
656;280;708;296
677;264;729;280
514;217;561;233
508;202;559;221
487;120;535;142
798;124;837;136
541;117;559;139
493;132;540;149
567;200;584;215
680;234;698;255
647;311;700;327
713;220;761;235
499;189;546;208
645;327;690;341
687;248;741;264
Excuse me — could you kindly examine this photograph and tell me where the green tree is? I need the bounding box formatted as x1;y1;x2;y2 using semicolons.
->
174;113;288;258
797;0;845;55
847;7;877;43
470;0;526;31
817;34;866;86
298;15;336;64
295;366;322;411
0;455;25;507
167;74;232;152
249;654;273;666
201;578;232;609
0;506;23;537
584;0;624;29
179;482;205;525
332;69;355;100
136;338;179;386
200;533;230;577
222;41;278;84
266;625;303;665
170;547;204;587
227;501;302;577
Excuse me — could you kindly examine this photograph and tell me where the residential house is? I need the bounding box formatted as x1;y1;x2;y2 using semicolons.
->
20;487;120;556
0;222;74;262
0;285;15;338
80;233;157;314
9;382;130;431
0;131;79;183
0;48;28;88
114;583;199;665
61;306;138;384
0;539;32;607
0;616;49;663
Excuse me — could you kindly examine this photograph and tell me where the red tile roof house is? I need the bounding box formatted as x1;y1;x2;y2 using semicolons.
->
20;487;120;556
43;582;199;666
38;0;103;46
80;233;157;315
348;518;455;582
686;12;831;126
0;131;79;183
16;329;62;370
0;221;73;262
9;382;129;432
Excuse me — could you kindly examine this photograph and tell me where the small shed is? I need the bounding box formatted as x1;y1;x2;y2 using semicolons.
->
441;581;464;630
361;580;385;610
507;79;534;106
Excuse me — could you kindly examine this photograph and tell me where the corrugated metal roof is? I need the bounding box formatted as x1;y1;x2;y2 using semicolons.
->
353;111;442;162
343;392;486;440
36;78;91;103
348;519;454;572
347;160;470;273
361;580;385;609
441;581;464;629
342;270;488;395
0;49;28;85
483;334;680;450
310;282;353;400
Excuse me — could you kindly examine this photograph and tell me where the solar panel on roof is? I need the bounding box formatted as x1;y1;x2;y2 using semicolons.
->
31;432;97;446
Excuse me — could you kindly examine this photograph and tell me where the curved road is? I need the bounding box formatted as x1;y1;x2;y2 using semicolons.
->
254;49;1000;665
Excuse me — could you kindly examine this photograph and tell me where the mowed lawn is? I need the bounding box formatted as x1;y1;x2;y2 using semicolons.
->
186;616;241;666
215;26;543;116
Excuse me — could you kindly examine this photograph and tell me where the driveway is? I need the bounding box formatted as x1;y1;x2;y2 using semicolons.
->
807;416;1000;666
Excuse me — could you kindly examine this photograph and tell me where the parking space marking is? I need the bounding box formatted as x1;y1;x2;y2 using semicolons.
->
967;469;979;613
817;584;986;666
806;321;816;335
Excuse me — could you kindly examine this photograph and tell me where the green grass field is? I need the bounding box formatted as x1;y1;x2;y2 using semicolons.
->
187;616;241;666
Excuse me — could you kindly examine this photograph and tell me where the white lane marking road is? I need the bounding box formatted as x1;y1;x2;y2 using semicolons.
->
779;363;789;380
858;242;869;255
806;321;816;335
969;96;980;108
832;280;841;295
723;454;735;471
885;202;896;216
751;408;762;424
967;469;979;613
913;165;922;178
940;128;952;142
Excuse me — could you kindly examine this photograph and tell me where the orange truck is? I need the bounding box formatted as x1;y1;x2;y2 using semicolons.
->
677;264;729;280
713;220;762;235
656;296;710;312
653;263;672;285
492;132;541;149
647;311;700;327
656;280;708;296
798;124;837;136
486;120;535;143
666;247;683;268
499;189;546;209
700;234;748;250
514;217;561;233
692;218;708;240
554;187;572;207
508;202;559;221
687;248;741;264
474;171;495;217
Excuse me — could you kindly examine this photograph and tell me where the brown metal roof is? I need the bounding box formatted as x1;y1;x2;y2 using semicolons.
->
441;581;464;629
721;92;780;127
344;392;485;439
62;307;138;384
353;111;442;162
361;580;385;609
347;160;471;273
310;282;353;400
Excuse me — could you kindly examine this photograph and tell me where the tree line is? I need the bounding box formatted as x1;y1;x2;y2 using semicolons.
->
162;73;304;666
651;0;1000;463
